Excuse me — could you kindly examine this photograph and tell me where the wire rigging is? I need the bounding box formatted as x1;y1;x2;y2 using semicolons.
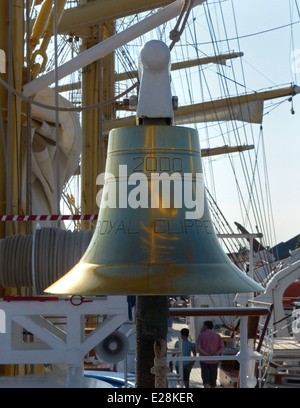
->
190;19;300;46
184;0;277;266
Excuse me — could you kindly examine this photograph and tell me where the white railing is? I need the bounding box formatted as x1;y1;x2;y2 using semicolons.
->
0;295;128;387
169;307;271;388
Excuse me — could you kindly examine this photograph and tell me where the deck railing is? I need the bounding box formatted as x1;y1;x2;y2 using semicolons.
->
168;306;271;388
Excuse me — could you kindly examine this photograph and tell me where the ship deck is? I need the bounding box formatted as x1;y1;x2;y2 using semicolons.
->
271;337;300;360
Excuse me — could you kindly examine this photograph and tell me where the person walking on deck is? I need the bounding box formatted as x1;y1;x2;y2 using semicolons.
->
196;321;225;388
174;328;196;388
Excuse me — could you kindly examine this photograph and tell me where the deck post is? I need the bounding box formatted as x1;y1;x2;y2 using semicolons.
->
237;316;249;387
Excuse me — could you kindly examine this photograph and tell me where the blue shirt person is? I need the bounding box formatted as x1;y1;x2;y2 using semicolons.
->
174;328;196;388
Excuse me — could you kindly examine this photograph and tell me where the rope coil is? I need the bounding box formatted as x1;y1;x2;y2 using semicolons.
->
0;227;93;293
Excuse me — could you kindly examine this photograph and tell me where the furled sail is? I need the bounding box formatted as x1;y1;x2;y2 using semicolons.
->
175;100;264;125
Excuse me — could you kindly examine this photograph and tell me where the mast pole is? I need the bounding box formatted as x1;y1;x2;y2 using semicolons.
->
0;0;24;377
0;1;8;240
81;20;115;230
0;0;24;238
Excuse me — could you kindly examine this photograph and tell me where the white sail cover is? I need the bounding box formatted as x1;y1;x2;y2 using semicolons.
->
22;88;81;223
174;100;264;125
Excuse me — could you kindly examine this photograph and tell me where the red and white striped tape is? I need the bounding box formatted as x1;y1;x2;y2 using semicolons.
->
0;214;98;221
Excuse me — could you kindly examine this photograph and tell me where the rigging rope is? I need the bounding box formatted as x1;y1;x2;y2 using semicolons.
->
0;76;138;112
189;20;300;46
201;0;276;253
169;0;194;50
0;0;198;114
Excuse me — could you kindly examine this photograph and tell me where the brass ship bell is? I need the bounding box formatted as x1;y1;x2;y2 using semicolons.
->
45;41;262;296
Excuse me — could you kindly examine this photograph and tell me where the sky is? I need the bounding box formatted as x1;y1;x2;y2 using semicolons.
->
59;0;300;247
182;0;300;247
241;0;300;246
227;0;300;245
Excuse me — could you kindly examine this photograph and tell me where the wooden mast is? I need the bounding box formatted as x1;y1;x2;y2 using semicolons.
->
80;10;115;229
0;1;8;240
0;0;25;377
0;0;24;235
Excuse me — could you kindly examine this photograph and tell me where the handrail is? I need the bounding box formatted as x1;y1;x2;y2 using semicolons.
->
169;306;270;317
168;306;271;388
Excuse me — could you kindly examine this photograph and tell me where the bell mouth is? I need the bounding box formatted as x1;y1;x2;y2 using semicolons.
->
45;261;263;296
